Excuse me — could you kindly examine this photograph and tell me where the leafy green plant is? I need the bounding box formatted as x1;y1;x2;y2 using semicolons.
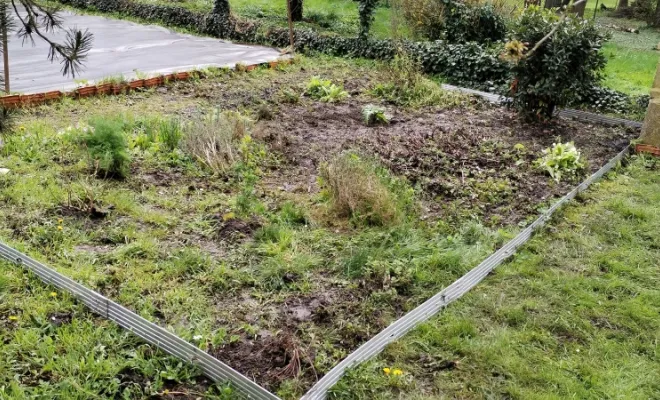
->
362;104;389;126
535;142;586;182
319;151;415;226
305;77;348;103
159;118;182;151
81;118;131;179
506;6;607;120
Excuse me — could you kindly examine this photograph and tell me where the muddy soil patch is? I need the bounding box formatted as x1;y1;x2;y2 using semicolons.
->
258;102;636;225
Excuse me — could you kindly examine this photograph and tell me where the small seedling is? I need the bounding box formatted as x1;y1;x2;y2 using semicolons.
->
305;77;348;103
362;105;389;126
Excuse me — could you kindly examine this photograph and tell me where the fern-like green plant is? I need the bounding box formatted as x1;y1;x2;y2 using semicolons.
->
535;141;586;182
362;104;389;125
306;77;348;103
306;77;332;98
82;119;131;179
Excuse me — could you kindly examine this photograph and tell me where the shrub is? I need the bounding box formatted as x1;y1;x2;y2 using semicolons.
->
319;152;415;226
82;118;131;179
181;110;251;174
506;6;607;120
400;0;505;43
400;0;446;40
362;105;390;125
305;77;348;102
444;2;506;43
535;141;586;182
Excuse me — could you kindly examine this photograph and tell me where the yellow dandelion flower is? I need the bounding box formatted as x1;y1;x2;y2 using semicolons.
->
383;367;391;375
58;218;63;224
393;369;403;376
8;315;18;321
50;292;58;298
57;226;63;231
19;126;26;132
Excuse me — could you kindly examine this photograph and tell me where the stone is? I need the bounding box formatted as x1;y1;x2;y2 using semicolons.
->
0;168;9;175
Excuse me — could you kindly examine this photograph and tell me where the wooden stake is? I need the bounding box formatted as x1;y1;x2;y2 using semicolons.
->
286;0;295;53
2;24;9;93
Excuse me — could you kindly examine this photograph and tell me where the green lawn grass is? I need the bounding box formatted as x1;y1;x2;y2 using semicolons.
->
332;155;660;399
138;0;401;38
0;263;227;398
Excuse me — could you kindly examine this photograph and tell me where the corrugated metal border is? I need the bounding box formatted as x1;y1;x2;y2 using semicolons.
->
301;145;631;400
0;243;280;400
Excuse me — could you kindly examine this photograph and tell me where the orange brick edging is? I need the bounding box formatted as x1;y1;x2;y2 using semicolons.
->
0;60;288;109
635;143;660;157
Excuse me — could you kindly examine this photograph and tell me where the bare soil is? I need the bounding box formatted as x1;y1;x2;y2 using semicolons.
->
257;101;636;226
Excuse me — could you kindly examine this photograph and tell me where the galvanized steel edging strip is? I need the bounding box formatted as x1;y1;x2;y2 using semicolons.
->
0;243;280;400
302;146;630;400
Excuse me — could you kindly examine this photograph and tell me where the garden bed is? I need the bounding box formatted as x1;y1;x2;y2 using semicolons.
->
0;56;637;398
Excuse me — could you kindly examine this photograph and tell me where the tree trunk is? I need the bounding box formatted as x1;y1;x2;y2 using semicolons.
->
290;0;303;22
617;0;628;9
654;0;660;27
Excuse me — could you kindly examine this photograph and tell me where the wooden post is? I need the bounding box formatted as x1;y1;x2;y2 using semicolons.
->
286;0;295;53
2;24;9;93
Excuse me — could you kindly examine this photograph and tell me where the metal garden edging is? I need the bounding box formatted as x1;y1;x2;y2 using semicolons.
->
441;83;644;129
0;243;280;400
301;144;631;400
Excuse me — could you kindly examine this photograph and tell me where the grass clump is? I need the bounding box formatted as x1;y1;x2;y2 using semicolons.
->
159;118;183;151
320;151;415;226
535;141;586;183
362;104;390;126
372;54;465;108
306;76;349;102
181;111;252;175
80;118;131;179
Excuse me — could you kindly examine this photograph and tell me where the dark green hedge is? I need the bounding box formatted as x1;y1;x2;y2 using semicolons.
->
56;0;511;88
56;0;645;119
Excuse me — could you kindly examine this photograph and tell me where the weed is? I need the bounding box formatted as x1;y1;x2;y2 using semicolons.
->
80;118;131;179
159;118;182;151
372;54;465;108
305;77;349;103
362;104;390;125
97;74;127;85
319;152;415;226
535;141;586;183
181;110;251;175
279;89;301;104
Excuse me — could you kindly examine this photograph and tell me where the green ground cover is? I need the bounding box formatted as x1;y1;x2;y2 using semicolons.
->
333;155;660;399
0;262;230;399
